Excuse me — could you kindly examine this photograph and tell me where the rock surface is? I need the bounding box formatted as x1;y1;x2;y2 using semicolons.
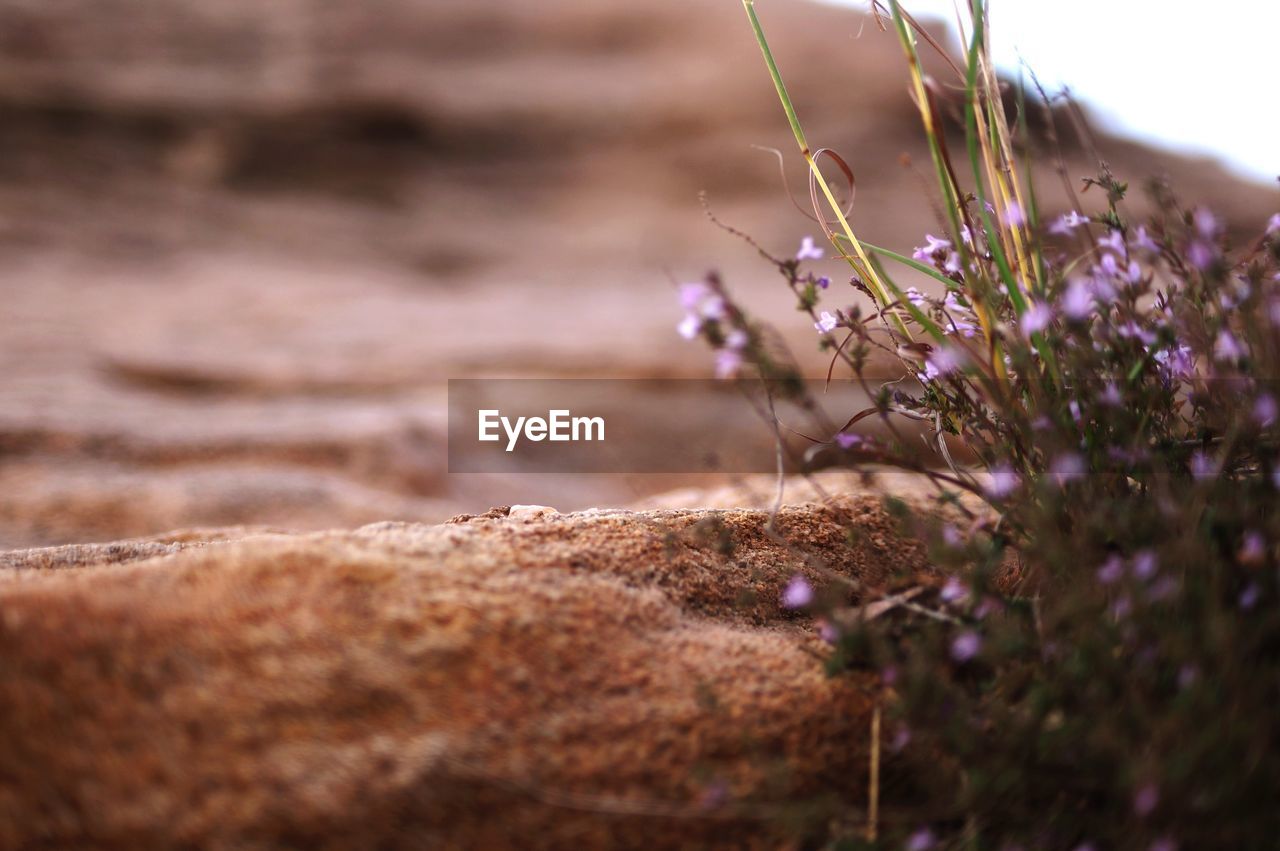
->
0;494;932;849
0;0;1275;546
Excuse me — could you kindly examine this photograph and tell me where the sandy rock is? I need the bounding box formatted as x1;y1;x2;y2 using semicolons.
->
0;495;932;849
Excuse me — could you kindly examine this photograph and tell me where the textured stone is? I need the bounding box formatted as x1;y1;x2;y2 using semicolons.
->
0;495;932;849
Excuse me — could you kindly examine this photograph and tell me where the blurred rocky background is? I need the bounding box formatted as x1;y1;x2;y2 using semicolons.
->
0;0;1274;547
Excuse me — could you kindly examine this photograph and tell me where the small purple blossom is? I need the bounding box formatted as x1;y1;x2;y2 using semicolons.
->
941;291;977;336
796;235;824;261
1049;210;1088;235
1239;583;1261;610
1097;554;1124;584
912;234;952;262
905;828;936;851
814;310;839;334
1267;213;1280;236
1213;330;1244;362
890;725;912;753
781;575;813;609
950;630;982;663
1189;450;1219;481
1050;452;1086;486
677;314;702;340
818;619;840;644
1188;239;1217;271
1002;200;1025;227
923;345;963;380
1097;229;1126;255
1239;530;1266;565
1132;225;1160;253
940;576;968;601
714;348;743;379
834;431;861;449
723;328;749;350
678;281;711;311
985;463;1020;499
1255;394;1278;427
1061;277;1095;320
814;275;830;289
701;294;727;321
1134;783;1159;817
1154;344;1195;382
1020;301;1053;337
941;524;964;549
1132;550;1159;581
1194;207;1221;239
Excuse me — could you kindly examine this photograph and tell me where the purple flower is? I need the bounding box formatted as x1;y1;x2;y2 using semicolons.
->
904;287;928;307
814;275;831;289
1255;394;1278;427
1097;229;1126;255
1116;321;1157;347
1061;277;1095;320
1133;783;1159;817
1132;550;1159;580
1049;210;1088;235
1194;207;1221;239
1154;344;1195;381
1020;301;1053;337
678;281;712;311
912;234;952;261
677;314;702;340
950;630;982;663
1267;213;1280;236
1003;200;1025;227
714;348;743;379
723;328;749;350
1100;382;1123;407
1239;583;1261;610
985;463;1020;499
1188;240;1217;271
1050;452;1086;486
943;251;962;275
905;828;936;851
1239;530;1266;565
941;524;964;549
940;576;968;601
1133;225;1161;253
814;311;839;334
834;431;861;449
890;725;912;753
1213;330;1244;362
1097;554;1124;584
818;619;840;644
796;236;824;261
1189;450;1219;481
781;575;813;609
923;345;963;380
941;291;977;336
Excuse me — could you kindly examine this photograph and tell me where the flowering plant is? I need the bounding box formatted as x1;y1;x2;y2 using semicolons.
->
679;1;1280;846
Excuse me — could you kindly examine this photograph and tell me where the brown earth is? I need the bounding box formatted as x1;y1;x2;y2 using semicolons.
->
0;0;1275;546
0;493;938;849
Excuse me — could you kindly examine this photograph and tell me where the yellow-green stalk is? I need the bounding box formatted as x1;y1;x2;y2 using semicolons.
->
741;0;912;340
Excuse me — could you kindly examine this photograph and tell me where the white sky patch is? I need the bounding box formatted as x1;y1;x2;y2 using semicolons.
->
822;0;1279;184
